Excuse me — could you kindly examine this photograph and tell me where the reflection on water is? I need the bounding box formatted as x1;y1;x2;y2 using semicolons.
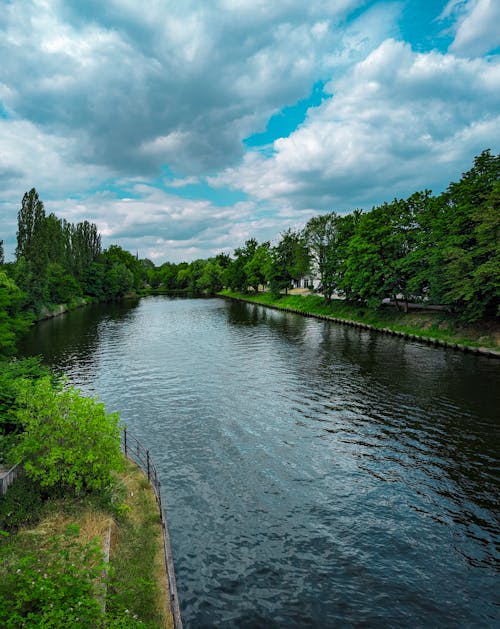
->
19;296;500;627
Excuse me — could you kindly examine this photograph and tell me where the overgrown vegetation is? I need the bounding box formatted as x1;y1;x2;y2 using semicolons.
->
0;359;170;626
106;458;172;628
15;377;123;494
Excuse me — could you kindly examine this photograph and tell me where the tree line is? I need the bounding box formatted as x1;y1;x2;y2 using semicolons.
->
0;149;498;356
144;150;499;322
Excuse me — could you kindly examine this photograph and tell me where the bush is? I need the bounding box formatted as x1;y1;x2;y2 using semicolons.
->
15;377;123;495
0;527;105;628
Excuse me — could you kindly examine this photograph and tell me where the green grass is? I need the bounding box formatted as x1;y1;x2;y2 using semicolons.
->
0;458;171;628
219;290;499;351
106;458;172;628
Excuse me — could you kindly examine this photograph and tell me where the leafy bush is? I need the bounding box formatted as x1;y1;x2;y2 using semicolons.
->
0;357;49;464
0;271;33;356
15;377;123;495
0;527;105;628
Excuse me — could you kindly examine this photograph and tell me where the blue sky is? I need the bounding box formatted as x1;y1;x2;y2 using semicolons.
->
1;0;499;262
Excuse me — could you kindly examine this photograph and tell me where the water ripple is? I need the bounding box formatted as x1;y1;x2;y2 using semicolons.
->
18;296;500;628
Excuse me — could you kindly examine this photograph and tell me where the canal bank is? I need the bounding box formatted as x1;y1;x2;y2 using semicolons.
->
219;290;500;358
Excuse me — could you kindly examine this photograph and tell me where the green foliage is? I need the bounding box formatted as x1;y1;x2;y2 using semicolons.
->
2;151;498;323
266;229;310;297
223;238;259;292
304;212;342;303
0;528;105;628
196;258;225;293
244;242;271;292
0;475;45;532
15;377;123;494
0;272;33;356
437;151;500;320
101;245;142;296
46;262;83;304
0;358;51;455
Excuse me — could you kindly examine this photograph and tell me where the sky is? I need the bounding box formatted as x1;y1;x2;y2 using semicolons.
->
1;0;499;263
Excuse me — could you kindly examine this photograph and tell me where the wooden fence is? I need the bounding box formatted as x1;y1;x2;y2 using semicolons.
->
122;427;183;629
0;462;23;496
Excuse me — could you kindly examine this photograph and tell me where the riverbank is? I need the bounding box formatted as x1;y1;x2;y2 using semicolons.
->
0;456;174;627
220;290;500;357
35;296;97;321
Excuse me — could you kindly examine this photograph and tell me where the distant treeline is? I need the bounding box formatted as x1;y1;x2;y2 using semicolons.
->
0;150;498;354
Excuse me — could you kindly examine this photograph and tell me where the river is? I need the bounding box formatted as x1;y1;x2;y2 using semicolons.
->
18;296;500;628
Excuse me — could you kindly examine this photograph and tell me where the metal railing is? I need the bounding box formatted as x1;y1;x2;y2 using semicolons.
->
122;427;183;629
0;462;23;496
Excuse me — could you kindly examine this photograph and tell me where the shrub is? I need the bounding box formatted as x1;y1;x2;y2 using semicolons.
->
0;527;105;628
14;377;123;495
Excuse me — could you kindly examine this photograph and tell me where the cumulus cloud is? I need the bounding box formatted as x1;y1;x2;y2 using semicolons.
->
443;0;500;56
211;39;500;211
0;1;498;263
0;0;369;178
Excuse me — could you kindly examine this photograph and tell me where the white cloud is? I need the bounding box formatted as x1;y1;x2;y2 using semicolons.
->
0;1;498;264
445;0;500;56
212;39;500;211
0;0;370;177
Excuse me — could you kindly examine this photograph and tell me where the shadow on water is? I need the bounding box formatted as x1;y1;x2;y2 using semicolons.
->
18;300;141;375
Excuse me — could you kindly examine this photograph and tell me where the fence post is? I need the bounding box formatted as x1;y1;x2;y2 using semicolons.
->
147;450;150;482
157;479;163;521
123;427;127;455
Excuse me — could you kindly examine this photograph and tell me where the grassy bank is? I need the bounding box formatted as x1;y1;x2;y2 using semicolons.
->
0;457;173;628
220;290;500;353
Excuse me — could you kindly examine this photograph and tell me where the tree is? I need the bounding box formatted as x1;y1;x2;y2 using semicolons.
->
304;213;339;304
0;357;48;464
244;242;271;292
45;262;82;304
100;245;140;297
266;229;309;297
436;150;500;320
334;210;362;300
15;377;123;494
196;258;225;293
15;189;48;305
0;240;4;265
16;188;45;263
71;220;101;280
343;197;427;309
223;238;259;292
0;271;33;355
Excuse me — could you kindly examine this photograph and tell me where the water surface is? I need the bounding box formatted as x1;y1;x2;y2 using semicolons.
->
19;296;500;627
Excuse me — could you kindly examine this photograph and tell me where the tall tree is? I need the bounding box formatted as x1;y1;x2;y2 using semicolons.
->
266;229;309;297
244;242;271;292
71;220;101;280
16;189;45;264
15;189;48;305
304;213;339;304
437;150;500;319
224;238;259;292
